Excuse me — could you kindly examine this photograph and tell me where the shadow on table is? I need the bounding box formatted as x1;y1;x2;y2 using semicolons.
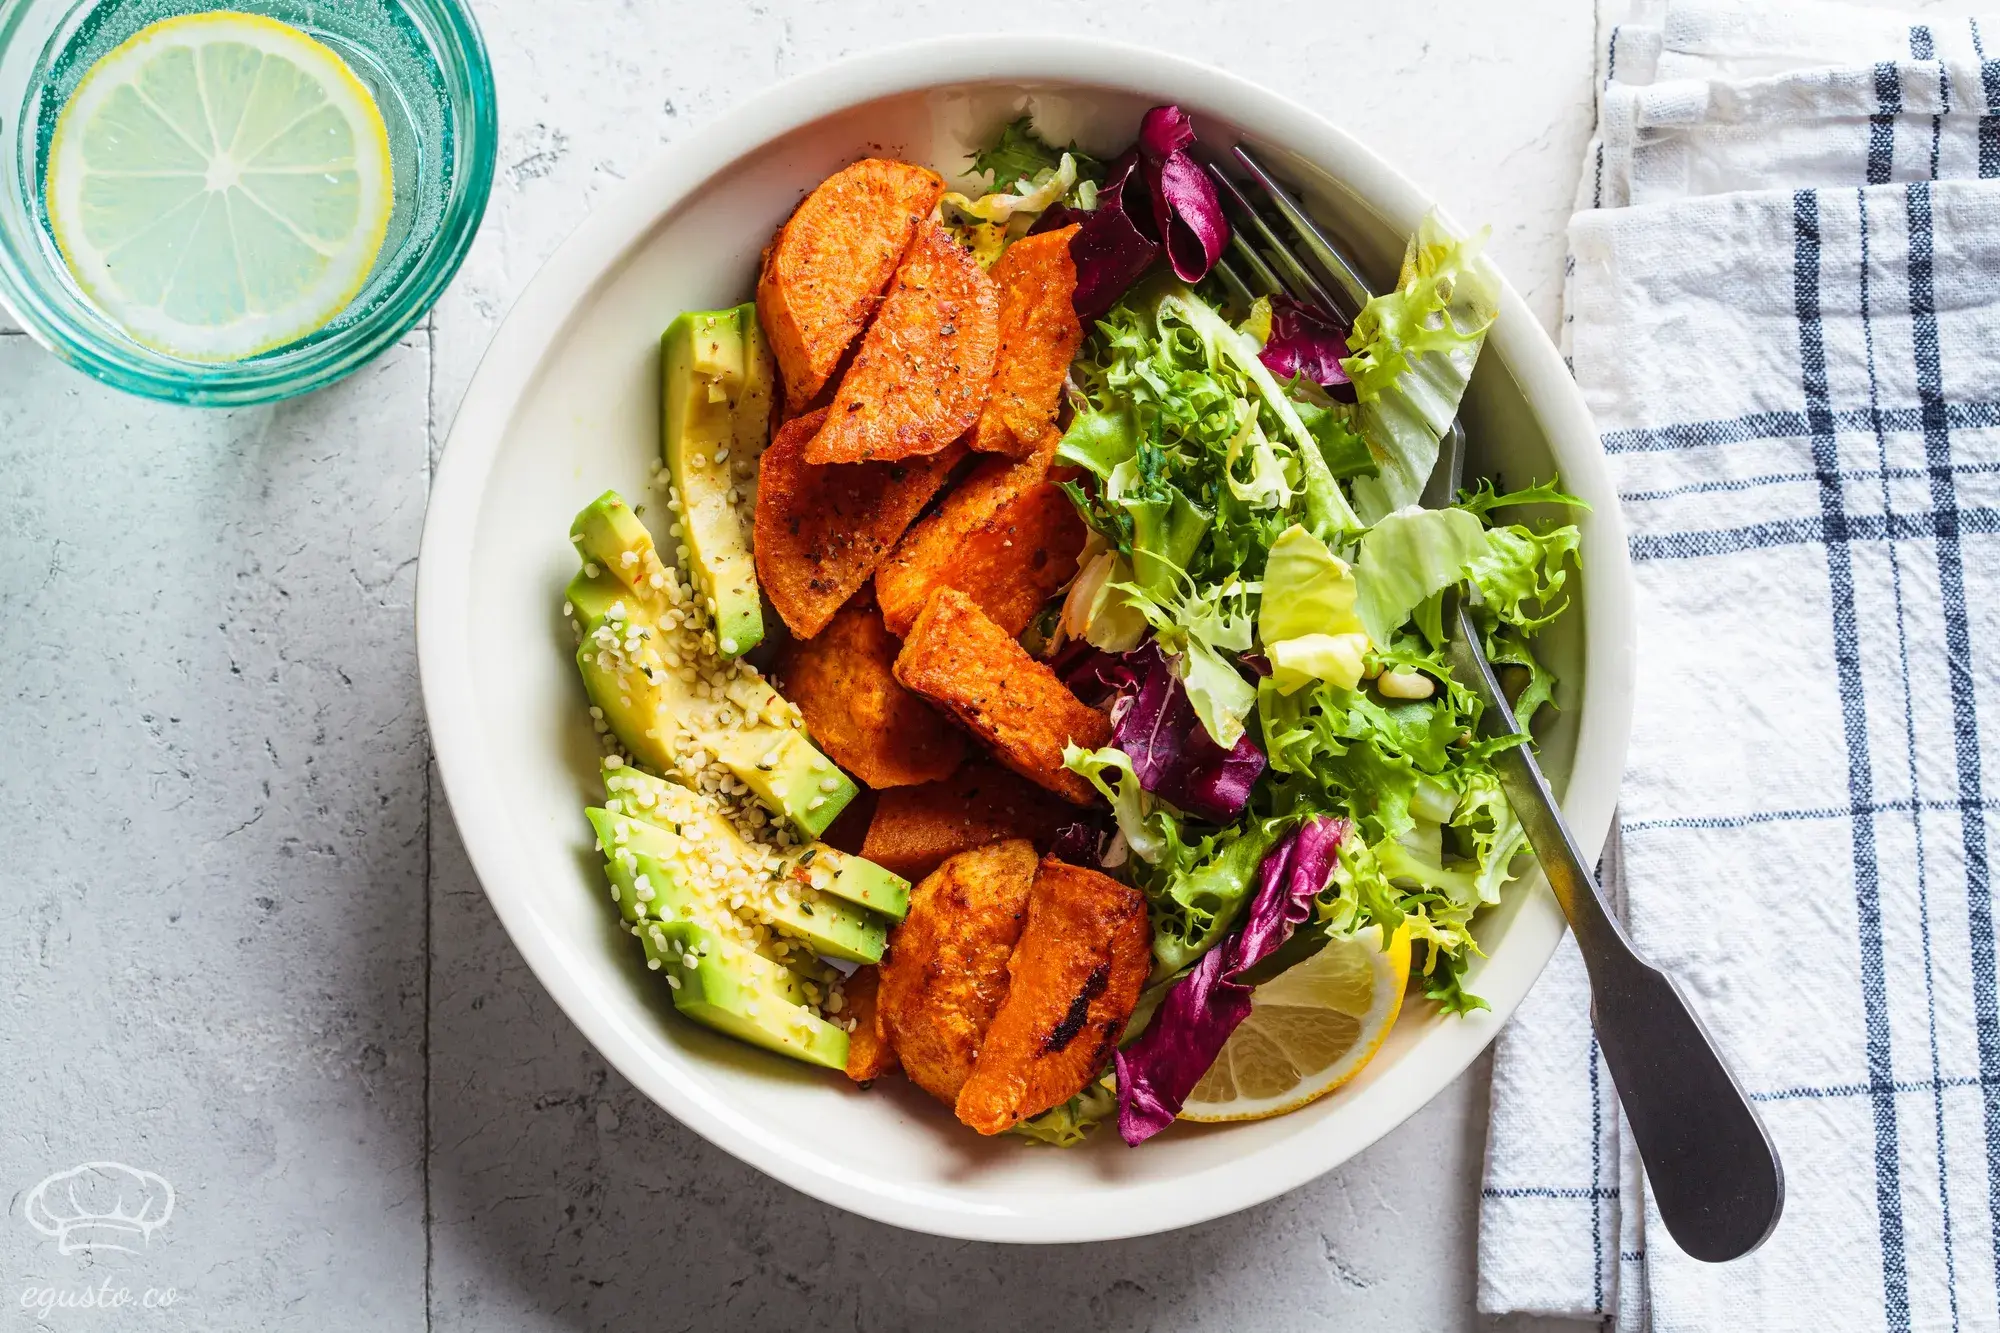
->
423;806;1508;1333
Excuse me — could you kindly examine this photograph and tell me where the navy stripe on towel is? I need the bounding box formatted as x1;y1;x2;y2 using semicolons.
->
1906;180;2000;1317
1975;18;2000;177
1601;401;2000;454
1863;186;1961;1330
1871;62;1903;185
1629;505;2000;563
1797;188;1909;1329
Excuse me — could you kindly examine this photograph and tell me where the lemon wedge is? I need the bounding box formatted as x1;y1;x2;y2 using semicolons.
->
1180;924;1412;1122
45;12;393;361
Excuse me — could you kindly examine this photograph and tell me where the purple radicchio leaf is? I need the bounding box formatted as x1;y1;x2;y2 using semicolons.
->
1069;151;1163;321
1136;102;1198;159
1049;637;1145;708
1028;200;1078;235
1050;815;1113;867
1136;105;1230;285
1114;816;1350;1145
1110;644;1266;824
1258;294;1356;400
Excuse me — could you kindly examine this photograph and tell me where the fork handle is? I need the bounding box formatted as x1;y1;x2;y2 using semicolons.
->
1446;598;1784;1262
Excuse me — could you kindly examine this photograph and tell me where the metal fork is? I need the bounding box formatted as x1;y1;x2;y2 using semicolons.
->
1210;146;1784;1264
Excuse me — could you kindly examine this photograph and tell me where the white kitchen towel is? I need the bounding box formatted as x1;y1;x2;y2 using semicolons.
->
1580;0;2000;213
1479;3;2000;1330
1599;59;1989;209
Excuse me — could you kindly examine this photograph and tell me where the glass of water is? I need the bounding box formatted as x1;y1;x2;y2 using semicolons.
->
0;0;496;404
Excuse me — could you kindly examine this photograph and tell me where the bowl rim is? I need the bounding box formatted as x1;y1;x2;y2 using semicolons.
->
417;33;1635;1243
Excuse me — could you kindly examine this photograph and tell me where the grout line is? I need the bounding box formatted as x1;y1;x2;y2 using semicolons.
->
421;313;436;1333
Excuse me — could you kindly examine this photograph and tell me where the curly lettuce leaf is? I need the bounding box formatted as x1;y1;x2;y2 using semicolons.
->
1467;522;1582;633
1153;285;1362;537
1126;483;1212;599
1057;405;1140;480
1344;213;1502;522
1222;401;1294;510
1146;820;1283;978
1252;609;1529;1014
970;115;1104;192
1456;477;1590;520
1113;564;1257;749
1011;1074;1118;1147
1316;812;1491;1015
1063;279;1360;586
1454;771;1528;905
944;153;1078;226
1293;393;1379;481
1486;627;1558;727
1452;481;1585;726
1064;744;1175;865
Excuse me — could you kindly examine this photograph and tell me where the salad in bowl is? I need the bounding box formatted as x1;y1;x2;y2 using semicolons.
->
558;103;1584;1150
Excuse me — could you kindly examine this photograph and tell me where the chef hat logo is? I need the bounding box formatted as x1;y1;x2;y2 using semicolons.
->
23;1163;175;1255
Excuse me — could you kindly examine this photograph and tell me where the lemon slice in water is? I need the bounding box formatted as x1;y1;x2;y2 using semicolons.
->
45;12;393;361
1179;924;1412;1123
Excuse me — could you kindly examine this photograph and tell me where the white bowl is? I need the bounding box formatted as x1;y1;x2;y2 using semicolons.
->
417;35;1635;1243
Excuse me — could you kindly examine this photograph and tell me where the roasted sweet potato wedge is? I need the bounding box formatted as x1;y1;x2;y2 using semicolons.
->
874;432;1087;637
859;761;1079;880
758;159;945;414
804;219;1000;464
894;589;1110;804
971;227;1083;457
841;964;899;1084
779;596;967;788
755;407;967;638
955;857;1151;1134
876;840;1038;1105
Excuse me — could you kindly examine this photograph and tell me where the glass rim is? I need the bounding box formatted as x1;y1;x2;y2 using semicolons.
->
0;0;497;406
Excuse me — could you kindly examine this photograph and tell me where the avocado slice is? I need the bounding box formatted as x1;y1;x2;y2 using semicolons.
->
591;805;830;987
607;763;908;921
780;845;911;922
649;920;849;1071
567;494;857;838
569;490;660;598
598;811;847;1069
594;810;888;965
602;762;702;829
662;305;775;658
731;308;777;460
589;805;736;931
635;917;809;1007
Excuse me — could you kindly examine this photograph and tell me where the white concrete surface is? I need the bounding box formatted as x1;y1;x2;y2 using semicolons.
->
0;2;1620;1327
